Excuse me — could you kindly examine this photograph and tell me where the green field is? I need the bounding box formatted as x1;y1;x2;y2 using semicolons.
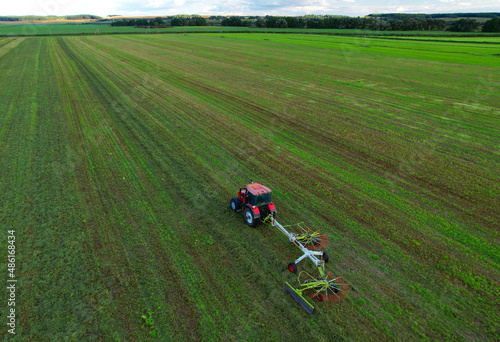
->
380;36;500;43
0;23;159;35
0;33;499;341
200;33;500;66
2;22;500;37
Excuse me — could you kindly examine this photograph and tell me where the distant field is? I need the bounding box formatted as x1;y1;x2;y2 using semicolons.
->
200;32;500;66
2;23;500;37
0;33;498;340
445;16;493;23
376;36;500;43
0;23;151;35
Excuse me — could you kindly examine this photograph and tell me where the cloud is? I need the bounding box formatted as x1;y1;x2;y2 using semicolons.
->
143;0;187;9
144;1;170;9
2;0;123;16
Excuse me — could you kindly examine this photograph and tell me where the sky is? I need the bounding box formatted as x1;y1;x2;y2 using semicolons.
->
1;0;498;17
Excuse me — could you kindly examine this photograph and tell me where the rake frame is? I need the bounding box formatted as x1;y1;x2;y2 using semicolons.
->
264;215;326;269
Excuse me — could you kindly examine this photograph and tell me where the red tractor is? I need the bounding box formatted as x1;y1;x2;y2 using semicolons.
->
230;182;277;227
229;182;348;313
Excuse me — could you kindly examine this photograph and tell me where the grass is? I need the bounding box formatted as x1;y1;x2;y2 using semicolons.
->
0;23;151;36
0;33;498;341
377;36;500;43
199;32;500;66
2;22;500;37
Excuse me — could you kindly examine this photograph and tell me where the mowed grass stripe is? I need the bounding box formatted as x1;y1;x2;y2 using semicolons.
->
0;37;25;58
0;37;105;339
51;37;201;339
0;37;15;49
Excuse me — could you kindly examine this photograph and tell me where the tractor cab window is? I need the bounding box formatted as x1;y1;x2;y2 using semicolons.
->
245;192;253;204
255;193;271;206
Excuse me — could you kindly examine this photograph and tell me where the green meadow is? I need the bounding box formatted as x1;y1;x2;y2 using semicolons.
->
0;32;498;341
2;22;500;37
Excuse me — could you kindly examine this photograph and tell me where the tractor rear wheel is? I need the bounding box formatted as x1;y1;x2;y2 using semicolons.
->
244;207;258;228
288;262;298;274
230;197;241;212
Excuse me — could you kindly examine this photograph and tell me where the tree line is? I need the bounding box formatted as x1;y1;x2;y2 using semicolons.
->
170;16;206;26
446;18;500;32
222;15;500;32
369;13;500;19
111;16;207;27
226;16;446;31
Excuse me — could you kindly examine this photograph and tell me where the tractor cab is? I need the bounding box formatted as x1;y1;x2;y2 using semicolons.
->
239;183;272;206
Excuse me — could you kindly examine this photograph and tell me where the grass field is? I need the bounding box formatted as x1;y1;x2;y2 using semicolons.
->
0;33;499;341
0;23;153;36
382;36;500;43
200;33;500;66
2;22;500;37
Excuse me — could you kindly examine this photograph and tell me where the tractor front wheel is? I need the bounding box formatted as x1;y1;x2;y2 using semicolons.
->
230;197;241;212
244;207;258;228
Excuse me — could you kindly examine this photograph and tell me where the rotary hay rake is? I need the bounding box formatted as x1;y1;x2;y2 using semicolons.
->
265;215;349;314
230;182;349;313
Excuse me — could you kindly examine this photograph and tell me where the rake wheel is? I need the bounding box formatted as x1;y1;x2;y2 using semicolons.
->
298;269;349;303
293;225;328;250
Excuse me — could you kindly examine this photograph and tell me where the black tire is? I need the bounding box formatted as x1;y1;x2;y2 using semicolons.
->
288;262;298;274
230;197;241;212
322;252;329;263
244;207;258;228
